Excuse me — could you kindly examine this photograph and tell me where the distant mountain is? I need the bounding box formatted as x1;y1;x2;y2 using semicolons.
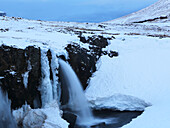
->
0;11;6;16
106;0;170;23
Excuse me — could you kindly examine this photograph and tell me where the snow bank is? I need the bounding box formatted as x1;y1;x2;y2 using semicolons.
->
123;101;170;128
13;102;69;128
86;36;170;108
88;94;150;111
86;35;170;127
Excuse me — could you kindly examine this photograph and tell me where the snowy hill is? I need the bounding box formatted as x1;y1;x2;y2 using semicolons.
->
0;16;170;128
106;0;170;23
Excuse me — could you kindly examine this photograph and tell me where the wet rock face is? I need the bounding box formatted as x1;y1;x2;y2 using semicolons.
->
47;49;53;81
62;112;77;128
65;35;118;89
65;43;97;90
0;45;41;109
79;35;109;48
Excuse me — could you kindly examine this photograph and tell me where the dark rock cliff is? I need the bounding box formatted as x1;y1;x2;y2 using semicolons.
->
0;45;41;109
65;35;118;90
0;35;118;109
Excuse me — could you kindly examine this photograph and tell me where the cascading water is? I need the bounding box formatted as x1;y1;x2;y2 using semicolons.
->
0;88;17;128
40;50;53;107
41;49;61;107
59;59;94;126
50;50;60;102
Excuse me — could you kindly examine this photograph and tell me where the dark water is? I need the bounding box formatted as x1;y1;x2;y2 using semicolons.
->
74;109;143;128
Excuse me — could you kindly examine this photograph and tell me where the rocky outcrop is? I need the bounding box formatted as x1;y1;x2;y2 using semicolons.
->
0;45;41;109
65;43;97;90
62;112;77;128
133;16;168;23
65;35;118;89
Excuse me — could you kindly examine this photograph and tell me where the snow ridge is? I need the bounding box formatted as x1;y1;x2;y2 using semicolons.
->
107;0;170;23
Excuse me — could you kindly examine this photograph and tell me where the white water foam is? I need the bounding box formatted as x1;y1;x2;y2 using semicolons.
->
59;59;94;125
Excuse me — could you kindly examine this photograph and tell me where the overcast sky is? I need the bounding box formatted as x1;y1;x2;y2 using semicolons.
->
0;0;158;22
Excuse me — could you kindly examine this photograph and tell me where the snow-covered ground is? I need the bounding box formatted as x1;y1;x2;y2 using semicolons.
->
106;0;170;23
85;35;170;127
0;15;170;127
13;101;69;128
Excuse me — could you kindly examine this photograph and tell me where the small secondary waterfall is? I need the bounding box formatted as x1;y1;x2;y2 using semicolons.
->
59;59;94;125
50;50;60;102
41;49;61;107
0;88;17;128
41;50;53;107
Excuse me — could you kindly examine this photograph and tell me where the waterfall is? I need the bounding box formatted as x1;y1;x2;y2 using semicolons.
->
51;50;60;103
40;50;53;107
59;59;94;125
0;88;17;128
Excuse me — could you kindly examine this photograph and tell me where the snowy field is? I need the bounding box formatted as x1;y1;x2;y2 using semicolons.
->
0;16;170;127
86;36;170;128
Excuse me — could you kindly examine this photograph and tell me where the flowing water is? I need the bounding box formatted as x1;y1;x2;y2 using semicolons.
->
59;59;121;127
59;59;94;126
40;50;53;107
0;88;17;128
59;59;143;127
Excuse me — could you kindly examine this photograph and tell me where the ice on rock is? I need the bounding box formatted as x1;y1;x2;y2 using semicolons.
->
40;49;53;107
13;102;69;128
88;94;151;111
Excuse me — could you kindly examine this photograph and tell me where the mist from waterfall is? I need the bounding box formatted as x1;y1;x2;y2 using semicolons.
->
59;59;94;125
0;88;17;128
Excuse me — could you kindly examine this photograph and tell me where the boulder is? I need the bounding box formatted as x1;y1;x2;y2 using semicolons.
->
108;51;119;57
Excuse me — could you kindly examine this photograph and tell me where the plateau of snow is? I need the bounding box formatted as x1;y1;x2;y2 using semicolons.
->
86;36;170;127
